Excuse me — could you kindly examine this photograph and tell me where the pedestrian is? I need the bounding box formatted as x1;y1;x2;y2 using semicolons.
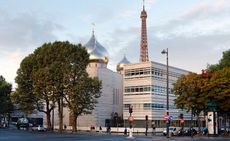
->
107;125;111;134
124;127;127;135
99;126;102;133
64;124;67;131
152;121;156;135
16;122;20;130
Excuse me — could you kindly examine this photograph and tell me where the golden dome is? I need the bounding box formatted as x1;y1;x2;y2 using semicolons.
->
117;55;130;71
84;32;109;64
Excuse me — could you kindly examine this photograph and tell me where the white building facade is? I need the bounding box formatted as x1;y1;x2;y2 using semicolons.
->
122;61;191;127
77;61;122;128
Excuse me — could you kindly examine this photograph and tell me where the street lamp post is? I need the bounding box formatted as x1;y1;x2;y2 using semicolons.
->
161;48;169;138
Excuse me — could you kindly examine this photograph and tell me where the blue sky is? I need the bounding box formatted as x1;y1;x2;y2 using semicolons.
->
0;0;230;87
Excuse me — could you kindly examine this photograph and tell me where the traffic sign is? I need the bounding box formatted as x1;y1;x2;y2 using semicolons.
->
128;115;134;122
164;115;169;120
169;115;173;121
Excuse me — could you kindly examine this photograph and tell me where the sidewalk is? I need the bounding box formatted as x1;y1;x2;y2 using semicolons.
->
2;127;230;141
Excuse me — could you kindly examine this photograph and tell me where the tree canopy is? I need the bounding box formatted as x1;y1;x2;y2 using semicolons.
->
173;73;207;115
64;72;102;131
208;49;230;72
0;76;13;117
12;54;36;115
173;49;230;123
13;41;102;132
203;67;230;113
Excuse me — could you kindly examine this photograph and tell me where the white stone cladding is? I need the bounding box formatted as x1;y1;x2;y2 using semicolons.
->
77;62;123;128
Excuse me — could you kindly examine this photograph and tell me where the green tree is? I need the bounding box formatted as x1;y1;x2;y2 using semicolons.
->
208;49;230;72
208;68;230;112
173;72;207;128
64;75;101;132
13;53;55;130
203;68;230;115
174;49;230;130
12;54;36;115
0;75;13;126
207;49;230;131
60;44;102;132
14;41;101;132
31;42;69;132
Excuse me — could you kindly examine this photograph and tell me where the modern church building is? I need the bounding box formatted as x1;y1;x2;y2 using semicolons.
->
76;31;123;128
47;31;123;129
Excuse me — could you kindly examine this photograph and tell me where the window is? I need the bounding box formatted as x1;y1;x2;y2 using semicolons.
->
124;86;151;93
144;103;151;110
152;103;164;109
124;67;151;77
124;104;130;109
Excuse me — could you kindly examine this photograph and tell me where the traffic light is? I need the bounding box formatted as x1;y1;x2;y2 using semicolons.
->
179;113;184;124
145;115;148;121
129;106;133;113
179;113;183;119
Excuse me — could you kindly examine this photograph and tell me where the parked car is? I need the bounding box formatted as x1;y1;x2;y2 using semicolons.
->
38;125;46;131
163;127;181;136
16;118;29;130
32;125;46;132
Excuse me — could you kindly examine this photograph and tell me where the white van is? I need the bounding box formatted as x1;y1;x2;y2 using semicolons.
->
163;127;181;136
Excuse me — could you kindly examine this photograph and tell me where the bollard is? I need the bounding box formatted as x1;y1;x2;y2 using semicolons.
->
127;128;135;139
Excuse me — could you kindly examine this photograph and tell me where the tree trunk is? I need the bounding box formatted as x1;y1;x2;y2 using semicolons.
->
58;98;63;133
72;115;77;132
46;111;52;130
45;101;52;130
7;113;10;127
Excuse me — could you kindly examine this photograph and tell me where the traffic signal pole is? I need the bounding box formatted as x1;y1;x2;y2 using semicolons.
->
145;115;148;136
127;105;134;138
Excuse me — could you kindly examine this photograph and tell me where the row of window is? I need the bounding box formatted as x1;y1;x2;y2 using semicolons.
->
124;93;151;96
124;103;177;110
124;75;177;84
124;85;173;94
124;93;176;98
125;67;151;76
144;103;164;109
124;67;183;79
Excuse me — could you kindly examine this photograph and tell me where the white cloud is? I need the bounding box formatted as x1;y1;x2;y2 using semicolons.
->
0;10;64;87
0;12;64;52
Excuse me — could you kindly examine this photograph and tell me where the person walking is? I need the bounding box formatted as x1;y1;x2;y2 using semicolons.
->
107;125;111;134
99;126;102;133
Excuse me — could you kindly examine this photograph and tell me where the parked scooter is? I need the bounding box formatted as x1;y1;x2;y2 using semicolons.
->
177;129;185;136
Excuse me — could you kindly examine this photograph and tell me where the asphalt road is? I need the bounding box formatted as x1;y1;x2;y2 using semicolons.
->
1;128;230;141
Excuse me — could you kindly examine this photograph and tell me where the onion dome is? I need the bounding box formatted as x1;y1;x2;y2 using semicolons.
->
117;55;131;71
84;32;109;64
